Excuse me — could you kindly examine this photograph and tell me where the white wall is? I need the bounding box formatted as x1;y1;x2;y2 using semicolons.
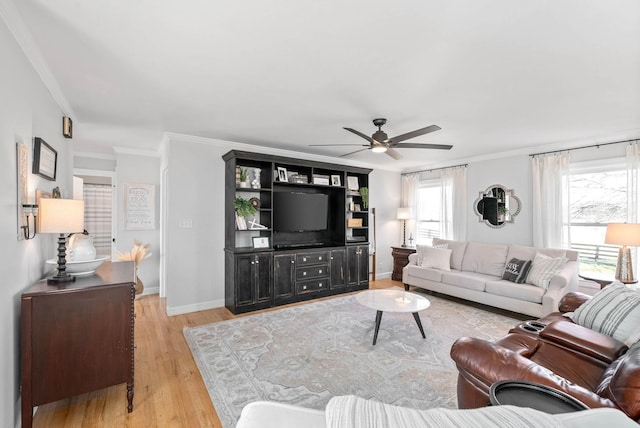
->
115;153;161;294
163;135;400;315
466;155;532;244
369;168;401;278
0;18;73;428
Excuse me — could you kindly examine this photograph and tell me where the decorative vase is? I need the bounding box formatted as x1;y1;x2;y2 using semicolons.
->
239;181;249;188
67;233;97;261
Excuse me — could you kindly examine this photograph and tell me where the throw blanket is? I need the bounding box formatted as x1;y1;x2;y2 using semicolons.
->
326;396;565;428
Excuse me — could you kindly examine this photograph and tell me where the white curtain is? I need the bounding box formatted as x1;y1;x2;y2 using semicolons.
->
626;142;640;267
401;174;419;244
531;153;571;249
440;166;467;240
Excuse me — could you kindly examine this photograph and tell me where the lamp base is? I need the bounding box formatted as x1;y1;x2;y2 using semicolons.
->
615;246;638;284
48;274;76;284
48;233;76;284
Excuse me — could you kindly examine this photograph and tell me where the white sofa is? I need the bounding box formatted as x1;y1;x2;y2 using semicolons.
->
236;395;637;428
402;238;579;318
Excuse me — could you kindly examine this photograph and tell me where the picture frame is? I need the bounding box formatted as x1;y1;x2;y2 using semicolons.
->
353;204;361;212
331;175;341;186
347;176;359;191
252;236;270;248
32;137;57;181
277;167;288;182
313;176;330;185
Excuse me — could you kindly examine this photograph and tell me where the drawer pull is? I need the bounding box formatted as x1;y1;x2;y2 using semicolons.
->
318;269;322;274
303;257;307;262
303;272;307;276
319;283;323;287
303;285;307;290
318;256;323;261
291;260;295;264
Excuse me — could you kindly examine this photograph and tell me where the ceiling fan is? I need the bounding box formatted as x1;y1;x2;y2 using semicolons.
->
311;118;452;160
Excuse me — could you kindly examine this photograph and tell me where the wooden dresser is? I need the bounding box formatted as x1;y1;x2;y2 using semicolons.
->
21;261;136;428
391;246;417;281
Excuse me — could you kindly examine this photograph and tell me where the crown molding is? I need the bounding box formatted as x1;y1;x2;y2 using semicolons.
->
163;132;402;172
0;0;75;117
112;146;161;157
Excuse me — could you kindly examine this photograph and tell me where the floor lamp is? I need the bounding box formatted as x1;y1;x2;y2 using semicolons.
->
397;207;413;247
605;223;640;284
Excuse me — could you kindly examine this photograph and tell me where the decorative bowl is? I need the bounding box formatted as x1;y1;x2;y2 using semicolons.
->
46;256;109;276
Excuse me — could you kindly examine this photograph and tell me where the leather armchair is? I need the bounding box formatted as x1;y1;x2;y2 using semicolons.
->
450;292;640;422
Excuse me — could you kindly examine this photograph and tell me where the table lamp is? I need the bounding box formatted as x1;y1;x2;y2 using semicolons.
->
397;207;413;247
604;223;640;284
39;198;85;283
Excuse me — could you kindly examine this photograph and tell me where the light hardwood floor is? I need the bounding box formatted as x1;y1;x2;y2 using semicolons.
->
32;278;396;427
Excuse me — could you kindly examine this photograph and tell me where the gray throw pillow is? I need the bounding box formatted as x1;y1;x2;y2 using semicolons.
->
502;258;532;283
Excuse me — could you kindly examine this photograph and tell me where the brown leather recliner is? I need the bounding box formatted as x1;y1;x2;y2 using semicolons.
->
450;292;640;422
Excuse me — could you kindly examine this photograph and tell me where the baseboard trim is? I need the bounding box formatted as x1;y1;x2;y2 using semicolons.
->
166;299;225;316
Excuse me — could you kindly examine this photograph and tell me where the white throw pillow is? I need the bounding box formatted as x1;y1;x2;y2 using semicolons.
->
569;282;640;347
416;243;448;266
526;252;568;289
420;247;452;271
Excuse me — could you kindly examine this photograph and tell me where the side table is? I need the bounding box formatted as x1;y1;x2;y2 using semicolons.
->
391;246;416;281
578;271;616;289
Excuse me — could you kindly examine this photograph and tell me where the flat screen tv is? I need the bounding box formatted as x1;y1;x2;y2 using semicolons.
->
273;191;329;232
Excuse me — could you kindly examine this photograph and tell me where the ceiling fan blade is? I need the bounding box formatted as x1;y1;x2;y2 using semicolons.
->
393;143;453;150
343;127;376;144
385;148;403;160
387;125;441;144
309;144;369;147
339;148;370;157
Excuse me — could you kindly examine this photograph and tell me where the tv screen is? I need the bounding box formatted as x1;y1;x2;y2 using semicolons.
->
273;192;329;232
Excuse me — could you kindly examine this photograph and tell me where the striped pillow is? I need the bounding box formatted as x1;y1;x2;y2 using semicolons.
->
525;253;568;289
568;282;640;346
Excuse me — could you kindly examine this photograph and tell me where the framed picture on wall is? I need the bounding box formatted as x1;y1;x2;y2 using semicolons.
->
331;175;341;186
32;137;57;181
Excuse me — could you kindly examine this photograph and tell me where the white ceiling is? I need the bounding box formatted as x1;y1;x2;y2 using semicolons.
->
4;0;640;171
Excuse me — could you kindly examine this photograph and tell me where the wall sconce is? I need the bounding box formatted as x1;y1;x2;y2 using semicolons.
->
605;223;640;284
397;207;413;247
62;116;73;138
39;198;84;283
21;204;39;240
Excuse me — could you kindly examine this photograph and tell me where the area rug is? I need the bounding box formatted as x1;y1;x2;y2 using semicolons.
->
183;290;522;427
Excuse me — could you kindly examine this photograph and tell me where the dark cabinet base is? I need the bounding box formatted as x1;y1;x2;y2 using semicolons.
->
226;246;368;314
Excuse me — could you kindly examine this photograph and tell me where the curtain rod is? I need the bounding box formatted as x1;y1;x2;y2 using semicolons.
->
402;163;468;176
530;138;640;157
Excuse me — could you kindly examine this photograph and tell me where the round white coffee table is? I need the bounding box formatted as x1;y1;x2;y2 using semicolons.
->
356;288;431;345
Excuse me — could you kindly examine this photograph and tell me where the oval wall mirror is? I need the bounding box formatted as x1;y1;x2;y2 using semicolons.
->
473;184;521;228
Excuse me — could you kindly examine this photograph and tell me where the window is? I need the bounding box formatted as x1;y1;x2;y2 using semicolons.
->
568;159;626;273
416;180;441;245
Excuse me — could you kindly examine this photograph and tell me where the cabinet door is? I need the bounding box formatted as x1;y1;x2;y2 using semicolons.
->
254;253;273;303
347;245;369;287
273;254;295;299
329;249;346;289
235;254;256;306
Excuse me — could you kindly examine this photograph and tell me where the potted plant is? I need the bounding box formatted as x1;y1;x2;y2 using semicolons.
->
234;197;257;230
238;168;249;188
359;187;369;209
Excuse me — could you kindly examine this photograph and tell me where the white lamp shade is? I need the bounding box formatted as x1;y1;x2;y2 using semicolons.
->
397;207;413;220
605;223;640;247
39;199;85;234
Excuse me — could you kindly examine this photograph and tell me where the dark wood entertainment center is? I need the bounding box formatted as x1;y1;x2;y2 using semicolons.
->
223;150;372;314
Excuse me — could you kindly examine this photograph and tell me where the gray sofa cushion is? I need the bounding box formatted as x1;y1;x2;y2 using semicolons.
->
441;271;495;292
460;242;509;277
507;244;567;262
485;280;545;304
432;238;468;270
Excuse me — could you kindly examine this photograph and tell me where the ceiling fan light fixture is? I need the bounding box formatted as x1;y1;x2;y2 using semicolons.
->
371;145;387;153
